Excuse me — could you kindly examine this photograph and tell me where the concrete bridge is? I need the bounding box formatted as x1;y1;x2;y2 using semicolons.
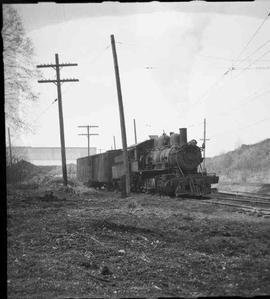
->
11;146;97;165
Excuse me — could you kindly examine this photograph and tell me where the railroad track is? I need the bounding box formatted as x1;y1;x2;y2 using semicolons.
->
201;191;270;216
217;190;270;201
214;192;270;206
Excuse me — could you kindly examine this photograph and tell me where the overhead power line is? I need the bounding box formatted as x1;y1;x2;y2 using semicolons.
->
187;120;204;129
62;4;67;22
116;41;136;47
233;12;270;63
199;53;270;64
193;72;228;106
86;45;111;65
233;39;270;68
191;88;270;132
232;66;270;71
32;98;58;122
192;12;269;107
232;48;270;79
198;54;233;62
193;43;270;106
210;116;270;139
211;89;270;121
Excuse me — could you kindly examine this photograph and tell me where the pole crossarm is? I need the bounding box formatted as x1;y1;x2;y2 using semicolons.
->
38;78;79;83
37;63;78;68
60;78;79;82
38;79;58;83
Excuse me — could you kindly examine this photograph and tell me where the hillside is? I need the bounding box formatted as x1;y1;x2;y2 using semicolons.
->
206;139;270;191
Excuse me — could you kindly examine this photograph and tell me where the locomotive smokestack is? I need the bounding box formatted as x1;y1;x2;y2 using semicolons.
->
179;128;187;146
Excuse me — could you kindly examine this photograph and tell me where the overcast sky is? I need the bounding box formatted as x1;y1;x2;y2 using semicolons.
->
8;1;270;157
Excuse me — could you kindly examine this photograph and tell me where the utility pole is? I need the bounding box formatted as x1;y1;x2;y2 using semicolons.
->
78;125;99;156
37;54;78;186
7;128;12;167
111;34;130;196
113;136;116;150
133;119;137;144
200;118;210;172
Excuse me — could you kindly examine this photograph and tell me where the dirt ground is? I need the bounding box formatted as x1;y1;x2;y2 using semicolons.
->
7;184;270;298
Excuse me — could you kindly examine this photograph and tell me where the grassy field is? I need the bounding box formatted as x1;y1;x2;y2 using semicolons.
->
7;185;270;298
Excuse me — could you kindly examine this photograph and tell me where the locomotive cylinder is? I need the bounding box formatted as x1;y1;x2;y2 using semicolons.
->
179;128;187;146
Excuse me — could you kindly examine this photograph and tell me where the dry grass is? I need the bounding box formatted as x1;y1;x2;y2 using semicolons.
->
7;186;270;298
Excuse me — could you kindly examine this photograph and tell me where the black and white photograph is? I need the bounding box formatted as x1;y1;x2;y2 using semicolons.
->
4;1;270;297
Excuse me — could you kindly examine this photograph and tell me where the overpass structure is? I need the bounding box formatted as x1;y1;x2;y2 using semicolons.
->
11;147;97;165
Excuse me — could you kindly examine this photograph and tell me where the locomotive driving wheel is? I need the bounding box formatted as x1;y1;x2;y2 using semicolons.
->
156;174;177;197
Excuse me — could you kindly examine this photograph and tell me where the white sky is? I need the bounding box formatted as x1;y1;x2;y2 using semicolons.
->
9;2;270;157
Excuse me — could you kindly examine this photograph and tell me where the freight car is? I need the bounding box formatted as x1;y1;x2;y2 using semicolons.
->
77;149;122;189
77;128;219;196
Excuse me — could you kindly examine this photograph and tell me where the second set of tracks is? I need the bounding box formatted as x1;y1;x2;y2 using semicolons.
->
201;191;270;216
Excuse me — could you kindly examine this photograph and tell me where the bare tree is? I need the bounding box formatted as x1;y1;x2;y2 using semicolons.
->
5;150;22;167
3;4;40;132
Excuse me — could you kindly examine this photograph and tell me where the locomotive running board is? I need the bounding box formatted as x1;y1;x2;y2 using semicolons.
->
140;168;174;178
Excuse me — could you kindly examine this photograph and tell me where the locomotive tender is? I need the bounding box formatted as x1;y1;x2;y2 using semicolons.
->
77;128;219;196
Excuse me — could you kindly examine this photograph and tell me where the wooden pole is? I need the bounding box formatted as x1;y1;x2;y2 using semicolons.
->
8;127;12;166
55;53;68;186
111;34;130;196
87;125;90;157
203;118;206;170
37;55;78;186
113;136;116;150
133;118;137;144
200;118;210;172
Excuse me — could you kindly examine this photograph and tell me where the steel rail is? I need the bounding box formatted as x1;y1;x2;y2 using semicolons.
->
217;191;270;200
213;195;270;206
201;199;270;215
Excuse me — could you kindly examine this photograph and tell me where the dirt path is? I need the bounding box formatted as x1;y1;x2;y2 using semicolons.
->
7;186;270;298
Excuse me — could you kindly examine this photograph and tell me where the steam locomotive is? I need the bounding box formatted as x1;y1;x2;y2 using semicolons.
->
77;128;219;196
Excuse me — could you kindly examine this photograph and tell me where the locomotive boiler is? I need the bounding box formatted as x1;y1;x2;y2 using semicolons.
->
144;129;202;173
77;127;219;197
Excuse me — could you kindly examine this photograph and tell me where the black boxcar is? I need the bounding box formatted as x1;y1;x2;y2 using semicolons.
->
77;150;122;186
